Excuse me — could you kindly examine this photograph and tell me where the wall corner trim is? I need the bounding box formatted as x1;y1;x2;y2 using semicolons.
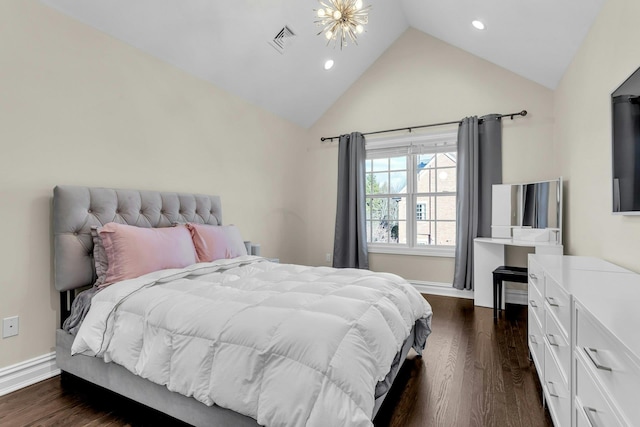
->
0;352;60;397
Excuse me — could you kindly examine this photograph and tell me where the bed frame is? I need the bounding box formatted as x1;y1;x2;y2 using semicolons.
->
53;185;415;426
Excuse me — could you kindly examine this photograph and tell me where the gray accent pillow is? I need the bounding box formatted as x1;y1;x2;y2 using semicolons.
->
91;226;108;287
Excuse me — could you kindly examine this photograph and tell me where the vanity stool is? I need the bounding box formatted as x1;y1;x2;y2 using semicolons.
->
492;266;528;320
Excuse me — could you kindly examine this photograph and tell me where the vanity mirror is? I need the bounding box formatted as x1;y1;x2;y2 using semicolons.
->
491;178;563;244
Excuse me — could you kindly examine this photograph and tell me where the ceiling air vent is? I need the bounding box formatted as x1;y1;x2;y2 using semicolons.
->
269;25;296;54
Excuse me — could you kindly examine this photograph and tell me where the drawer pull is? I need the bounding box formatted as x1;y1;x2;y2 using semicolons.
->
546;296;560;307
529;299;538;308
529;334;538;345
584;406;601;427
547;334;560;347
546;381;559;398
584;347;612;372
529;273;538;280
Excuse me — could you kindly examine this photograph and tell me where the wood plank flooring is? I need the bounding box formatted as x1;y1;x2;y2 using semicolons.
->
0;295;552;427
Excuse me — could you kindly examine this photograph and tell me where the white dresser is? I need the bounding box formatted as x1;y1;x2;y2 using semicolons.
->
528;255;640;427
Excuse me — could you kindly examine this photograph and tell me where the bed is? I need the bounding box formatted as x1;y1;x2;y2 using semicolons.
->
53;185;432;427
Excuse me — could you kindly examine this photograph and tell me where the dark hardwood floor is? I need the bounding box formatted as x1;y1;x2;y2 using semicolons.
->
0;295;552;427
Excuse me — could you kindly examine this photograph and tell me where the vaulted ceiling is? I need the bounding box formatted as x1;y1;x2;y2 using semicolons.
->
41;0;606;128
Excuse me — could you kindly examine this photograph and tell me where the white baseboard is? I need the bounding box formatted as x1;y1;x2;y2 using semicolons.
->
0;352;60;397
411;281;528;305
411;281;474;299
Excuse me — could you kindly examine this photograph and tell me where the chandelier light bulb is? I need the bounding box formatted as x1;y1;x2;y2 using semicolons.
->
325;30;333;40
356;24;364;34
317;9;325;17
355;0;363;10
333;10;342;19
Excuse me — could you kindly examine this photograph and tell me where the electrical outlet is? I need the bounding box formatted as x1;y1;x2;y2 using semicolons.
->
325;253;332;263
2;316;19;338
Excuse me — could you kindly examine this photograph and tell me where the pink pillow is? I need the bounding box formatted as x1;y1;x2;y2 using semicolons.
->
186;224;248;262
99;223;197;284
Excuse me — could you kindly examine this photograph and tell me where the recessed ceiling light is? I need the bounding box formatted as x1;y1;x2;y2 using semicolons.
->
472;20;485;30
324;59;334;70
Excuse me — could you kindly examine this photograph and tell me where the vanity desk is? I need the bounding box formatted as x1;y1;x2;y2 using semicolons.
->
473;237;562;308
474;177;564;309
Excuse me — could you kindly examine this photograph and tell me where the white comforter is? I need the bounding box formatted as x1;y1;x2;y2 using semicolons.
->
73;256;432;427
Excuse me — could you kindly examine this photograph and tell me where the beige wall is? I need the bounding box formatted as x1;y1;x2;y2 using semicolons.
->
554;0;640;272
0;1;306;368
305;28;556;282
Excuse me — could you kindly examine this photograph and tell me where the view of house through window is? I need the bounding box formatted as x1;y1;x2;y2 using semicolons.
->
365;133;457;253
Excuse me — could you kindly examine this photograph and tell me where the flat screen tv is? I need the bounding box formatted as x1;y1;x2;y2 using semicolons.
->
612;66;640;214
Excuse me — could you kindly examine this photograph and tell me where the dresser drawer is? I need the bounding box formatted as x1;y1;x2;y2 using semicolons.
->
544;276;570;337
528;278;544;328
576;303;640;425
528;310;544;375
545;310;570;387
527;259;544;296
544;345;570;427
575;353;625;427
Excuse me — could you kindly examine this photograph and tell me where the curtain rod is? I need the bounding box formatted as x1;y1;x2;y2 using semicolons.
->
320;110;528;142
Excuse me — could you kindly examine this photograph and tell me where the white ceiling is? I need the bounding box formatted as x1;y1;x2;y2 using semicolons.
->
41;0;605;128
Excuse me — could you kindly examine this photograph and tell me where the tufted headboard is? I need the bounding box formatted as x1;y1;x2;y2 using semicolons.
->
53;185;222;292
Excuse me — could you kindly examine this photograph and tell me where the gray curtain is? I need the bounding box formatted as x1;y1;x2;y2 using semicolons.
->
453;115;502;290
333;132;369;269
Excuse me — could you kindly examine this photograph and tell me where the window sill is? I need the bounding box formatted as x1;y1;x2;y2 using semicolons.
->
368;245;455;258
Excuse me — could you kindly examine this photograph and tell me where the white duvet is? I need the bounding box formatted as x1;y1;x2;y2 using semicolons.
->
73;256;432;427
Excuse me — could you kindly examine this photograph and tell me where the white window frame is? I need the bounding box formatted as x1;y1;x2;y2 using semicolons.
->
365;130;457;258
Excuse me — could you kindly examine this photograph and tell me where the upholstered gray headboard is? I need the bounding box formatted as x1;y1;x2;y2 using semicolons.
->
53;185;222;292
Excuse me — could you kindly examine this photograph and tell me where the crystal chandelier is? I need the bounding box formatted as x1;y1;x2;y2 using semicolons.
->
315;0;370;49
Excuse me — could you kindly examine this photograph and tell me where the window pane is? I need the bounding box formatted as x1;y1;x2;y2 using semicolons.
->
366;221;372;243
417;169;435;193
416;221;434;245
368;173;388;194
397;220;407;244
390;171;407;193
389;198;406;225
366;198;372;219
440;152;457;167
416;196;434;220
436;195;456;221
370;198;387;219
417;154;435;169
372;158;387;172
388;221;399;243
436;221;456;246
371;221;388;243
390;156;406;171
436;167;456;192
394;197;407;220
366;159;372;172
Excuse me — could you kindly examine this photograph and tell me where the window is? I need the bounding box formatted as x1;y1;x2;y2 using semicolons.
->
365;131;457;256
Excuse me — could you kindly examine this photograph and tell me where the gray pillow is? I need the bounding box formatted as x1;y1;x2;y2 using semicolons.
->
91;226;108;287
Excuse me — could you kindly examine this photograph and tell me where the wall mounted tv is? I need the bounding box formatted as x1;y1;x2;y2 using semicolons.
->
612;66;640;214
